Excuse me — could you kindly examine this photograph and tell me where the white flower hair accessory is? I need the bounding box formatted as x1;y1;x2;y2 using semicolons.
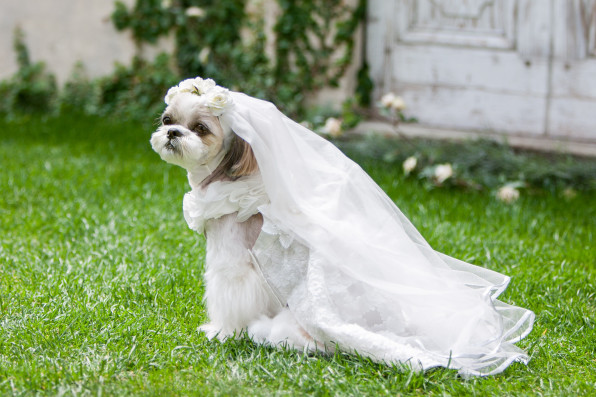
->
164;77;233;116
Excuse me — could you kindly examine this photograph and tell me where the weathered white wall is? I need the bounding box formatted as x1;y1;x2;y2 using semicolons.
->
0;0;361;108
0;0;170;84
368;0;596;142
0;0;358;107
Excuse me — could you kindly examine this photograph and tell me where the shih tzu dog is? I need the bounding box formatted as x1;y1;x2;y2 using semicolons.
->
148;77;536;377
150;85;314;349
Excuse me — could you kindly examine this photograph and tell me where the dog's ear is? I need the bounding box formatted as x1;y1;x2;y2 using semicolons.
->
227;134;258;178
201;134;258;187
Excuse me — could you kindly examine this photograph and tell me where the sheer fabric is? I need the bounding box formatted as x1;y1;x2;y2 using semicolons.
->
205;92;535;376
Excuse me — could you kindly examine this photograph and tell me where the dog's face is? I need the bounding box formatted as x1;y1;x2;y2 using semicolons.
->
151;91;258;184
150;92;228;171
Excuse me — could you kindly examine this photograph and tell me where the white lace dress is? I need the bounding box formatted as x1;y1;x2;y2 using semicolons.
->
183;173;534;377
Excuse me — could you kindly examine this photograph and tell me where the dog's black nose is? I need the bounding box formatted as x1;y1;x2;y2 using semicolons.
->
167;128;182;139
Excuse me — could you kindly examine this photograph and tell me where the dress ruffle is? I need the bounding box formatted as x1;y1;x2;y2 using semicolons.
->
183;174;269;234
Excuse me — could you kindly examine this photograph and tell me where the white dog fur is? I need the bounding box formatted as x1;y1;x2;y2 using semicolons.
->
150;93;314;349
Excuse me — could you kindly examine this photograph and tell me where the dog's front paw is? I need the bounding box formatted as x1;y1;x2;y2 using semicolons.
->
248;310;317;350
247;315;274;344
198;323;223;341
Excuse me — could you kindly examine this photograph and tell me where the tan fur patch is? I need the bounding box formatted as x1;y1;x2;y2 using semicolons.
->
201;135;259;188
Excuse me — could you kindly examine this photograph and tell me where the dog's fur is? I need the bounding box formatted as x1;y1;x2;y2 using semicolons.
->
150;93;312;348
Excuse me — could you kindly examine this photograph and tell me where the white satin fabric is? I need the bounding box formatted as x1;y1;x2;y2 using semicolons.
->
186;92;535;376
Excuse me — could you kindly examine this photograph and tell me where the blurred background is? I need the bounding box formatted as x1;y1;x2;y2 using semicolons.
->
1;0;596;153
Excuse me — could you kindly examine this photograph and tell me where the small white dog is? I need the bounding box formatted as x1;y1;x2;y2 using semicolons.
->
150;91;314;349
148;77;535;376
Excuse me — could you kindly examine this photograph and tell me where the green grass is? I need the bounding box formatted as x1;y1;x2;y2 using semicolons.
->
1;114;594;396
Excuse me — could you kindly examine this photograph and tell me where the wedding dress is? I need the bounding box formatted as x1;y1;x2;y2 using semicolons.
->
184;91;535;377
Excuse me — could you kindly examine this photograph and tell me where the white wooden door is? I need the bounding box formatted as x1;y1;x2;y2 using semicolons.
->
550;0;596;140
367;0;596;142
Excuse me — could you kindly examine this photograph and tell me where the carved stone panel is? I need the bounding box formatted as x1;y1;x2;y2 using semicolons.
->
398;0;516;49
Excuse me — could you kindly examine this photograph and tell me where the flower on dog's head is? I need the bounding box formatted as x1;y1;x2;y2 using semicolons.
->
195;78;216;95
164;77;232;116
177;78;197;94
164;86;180;105
204;86;233;116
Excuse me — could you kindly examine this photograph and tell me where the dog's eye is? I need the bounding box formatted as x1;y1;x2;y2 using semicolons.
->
193;123;210;136
162;116;172;125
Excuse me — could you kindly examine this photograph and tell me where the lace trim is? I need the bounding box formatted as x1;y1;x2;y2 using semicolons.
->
183;174;269;234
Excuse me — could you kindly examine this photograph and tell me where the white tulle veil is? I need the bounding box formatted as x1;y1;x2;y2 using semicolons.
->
216;91;534;377
165;76;535;377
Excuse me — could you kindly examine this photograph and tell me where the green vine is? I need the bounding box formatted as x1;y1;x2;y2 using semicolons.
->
0;27;57;115
111;0;369;117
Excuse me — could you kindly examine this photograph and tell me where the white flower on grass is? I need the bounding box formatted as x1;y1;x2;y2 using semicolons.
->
434;163;453;184
562;187;577;200
381;93;396;108
186;6;205;18
380;92;406;111
205;86;233;116
390;96;406;111
403;156;417;175
496;185;520;203
162;0;172;8
198;47;211;64
323;117;343;137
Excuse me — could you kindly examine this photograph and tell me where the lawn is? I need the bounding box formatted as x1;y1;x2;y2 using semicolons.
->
1;114;594;396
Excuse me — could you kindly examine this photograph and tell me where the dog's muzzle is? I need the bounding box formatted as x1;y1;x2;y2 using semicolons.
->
164;128;182;153
167;128;182;140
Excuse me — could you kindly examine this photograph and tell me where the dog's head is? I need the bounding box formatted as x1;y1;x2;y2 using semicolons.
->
150;92;257;185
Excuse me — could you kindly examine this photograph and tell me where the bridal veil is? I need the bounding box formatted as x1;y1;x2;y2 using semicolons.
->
219;92;535;377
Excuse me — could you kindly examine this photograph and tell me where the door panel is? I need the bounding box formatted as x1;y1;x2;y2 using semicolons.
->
368;0;596;141
549;0;596;139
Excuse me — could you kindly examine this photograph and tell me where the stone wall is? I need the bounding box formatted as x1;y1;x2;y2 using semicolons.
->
0;1;360;109
0;0;170;84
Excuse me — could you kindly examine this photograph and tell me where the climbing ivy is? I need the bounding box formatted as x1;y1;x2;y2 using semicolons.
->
0;27;57;115
111;0;369;117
